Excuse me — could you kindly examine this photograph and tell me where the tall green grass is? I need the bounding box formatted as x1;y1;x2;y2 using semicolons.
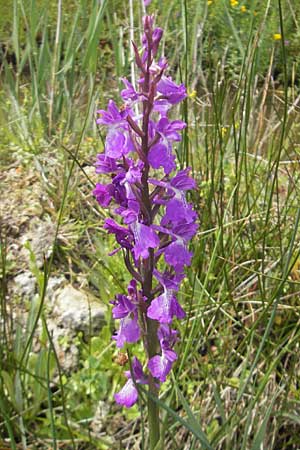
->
1;0;300;448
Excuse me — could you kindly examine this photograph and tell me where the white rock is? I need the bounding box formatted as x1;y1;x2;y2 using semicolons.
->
46;322;80;373
13;271;36;297
46;276;65;297
91;400;111;435
52;285;106;335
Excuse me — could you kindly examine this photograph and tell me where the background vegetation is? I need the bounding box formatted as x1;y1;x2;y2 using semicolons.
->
1;0;300;448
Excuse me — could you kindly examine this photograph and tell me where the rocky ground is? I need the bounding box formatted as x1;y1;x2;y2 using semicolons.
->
1;161;107;374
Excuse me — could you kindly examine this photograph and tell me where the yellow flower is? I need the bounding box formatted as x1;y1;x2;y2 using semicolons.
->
188;89;197;99
273;33;282;41
207;0;212;5
221;127;228;137
230;0;239;7
274;314;282;325
240;5;246;12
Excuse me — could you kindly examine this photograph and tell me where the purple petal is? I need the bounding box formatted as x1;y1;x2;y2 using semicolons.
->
97;100;123;126
164;241;192;270
172;222;198;242
153;99;171;116
131;356;148;384
169;120;187;130
104;218;128;235
154;270;184;291
163;198;197;225
115;379;138;408
121;78;139;102
131;222;160;259
112;294;136;319
157;76;187;104
104;218;132;250
93;183;113;207
95;154;119;174
148;143;176;175
113;315;140;348
127;279;137;297
163;348;178;362
156;118;186;141
157;324;179;349
121;208;138;224
171;167;196;190
105;130;134;159
152;28;163;55
147;291;186;324
148;354;173;382
124;160;144;184
107;99;120;118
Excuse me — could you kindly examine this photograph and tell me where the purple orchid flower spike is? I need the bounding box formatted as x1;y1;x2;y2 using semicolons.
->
92;15;197;428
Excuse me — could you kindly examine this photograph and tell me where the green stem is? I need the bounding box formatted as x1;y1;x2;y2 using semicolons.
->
146;317;160;449
148;386;160;449
142;261;160;447
138;21;161;448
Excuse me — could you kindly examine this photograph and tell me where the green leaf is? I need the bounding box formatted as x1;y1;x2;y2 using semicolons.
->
173;375;213;449
139;382;213;450
250;389;281;450
1;370;19;412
